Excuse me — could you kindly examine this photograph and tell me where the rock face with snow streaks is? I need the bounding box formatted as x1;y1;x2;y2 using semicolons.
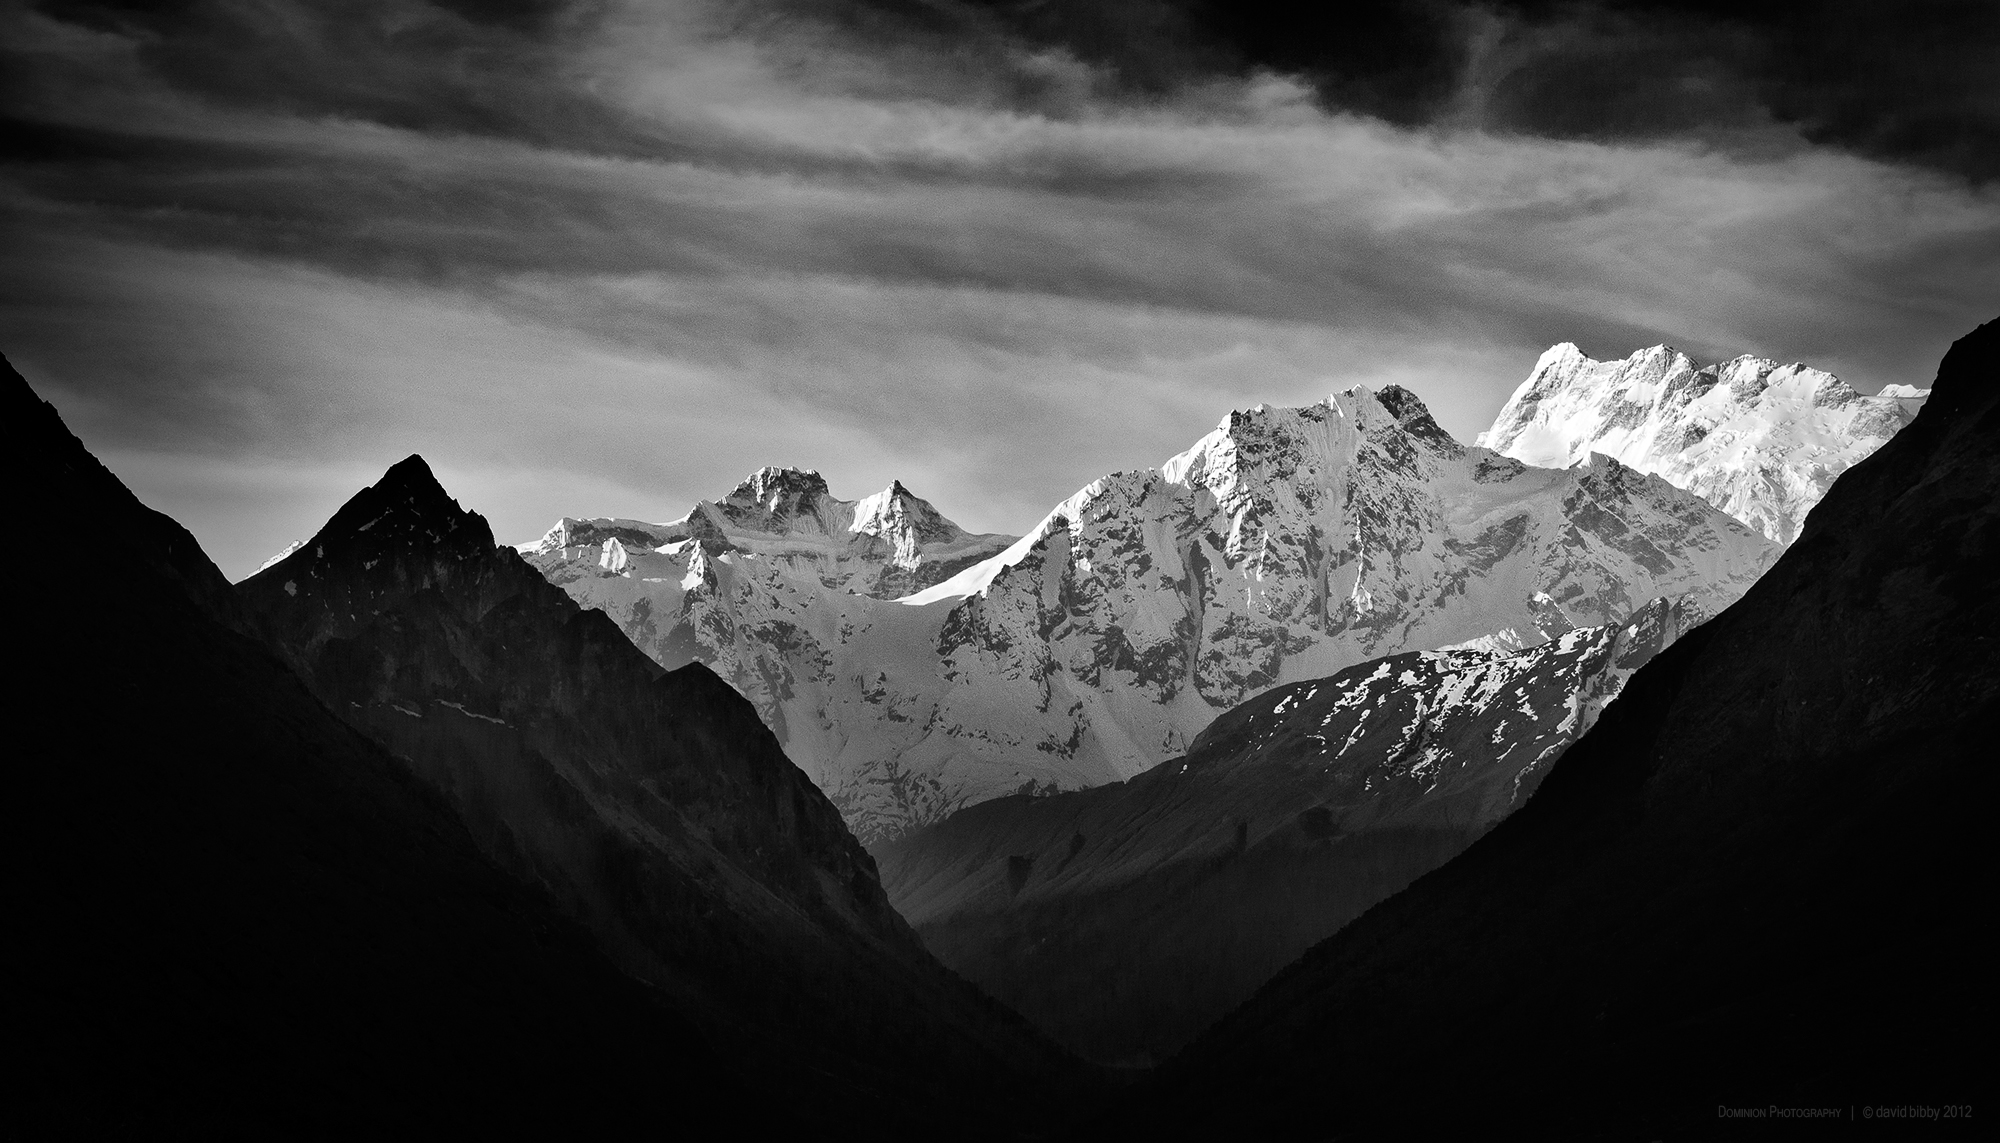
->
532;385;1779;842
1480;343;1927;544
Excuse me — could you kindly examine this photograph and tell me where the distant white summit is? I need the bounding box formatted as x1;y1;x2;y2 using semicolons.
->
1480;343;1927;545
527;466;1016;602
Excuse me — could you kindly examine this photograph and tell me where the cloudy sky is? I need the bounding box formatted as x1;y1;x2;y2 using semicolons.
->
5;0;1997;578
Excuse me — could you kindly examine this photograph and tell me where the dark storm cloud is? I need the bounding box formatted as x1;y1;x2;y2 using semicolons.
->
916;0;2000;182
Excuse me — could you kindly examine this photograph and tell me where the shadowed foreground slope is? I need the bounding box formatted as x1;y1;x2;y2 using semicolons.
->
1124;319;1999;1136
9;360;765;1134
10;357;1088;1136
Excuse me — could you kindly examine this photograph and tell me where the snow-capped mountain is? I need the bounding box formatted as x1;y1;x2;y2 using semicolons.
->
1130;321;1998;1143
876;595;1705;1064
1479;343;1928;544
530;467;1017;604
530;384;1779;842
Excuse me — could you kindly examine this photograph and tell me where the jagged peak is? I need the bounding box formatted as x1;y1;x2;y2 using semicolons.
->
1374;384;1461;451
247;453;495;586
1695;355;1860;410
857;477;922;510
1596;343;1694;373
291;454;476;542
703;466;838;535
1497;341;1863;432
1530;341;1691;381
726;466;831;508
334;453;471;525
1536;341;1587;368
853;478;961;544
1709;352;1783;372
378;452;441;490
531;516;667;554
867;477;931;506
1162;384;1464;489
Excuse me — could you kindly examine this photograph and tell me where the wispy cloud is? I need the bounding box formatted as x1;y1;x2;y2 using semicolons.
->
4;0;1997;577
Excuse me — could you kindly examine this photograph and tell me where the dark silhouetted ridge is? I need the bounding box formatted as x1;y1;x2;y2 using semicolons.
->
10;363;236;618
9;355;1088;1136
5;355;769;1135
238;435;1090;1134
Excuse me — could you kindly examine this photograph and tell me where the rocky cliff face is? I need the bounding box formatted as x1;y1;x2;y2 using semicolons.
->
533;385;1779;841
1127;321;1997;1136
1480;342;1927;544
875;595;1703;1064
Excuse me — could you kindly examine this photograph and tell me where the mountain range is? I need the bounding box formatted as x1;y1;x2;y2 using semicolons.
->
532;375;1790;841
20;316;1984;1136
1117;318;1995;1136
12;358;1081;1136
233;451;1081;1133
13;365;758;1133
852;343;1938;1062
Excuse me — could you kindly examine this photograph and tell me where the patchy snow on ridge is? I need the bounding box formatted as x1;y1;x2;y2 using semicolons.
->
1479;343;1927;544
254;539;306;575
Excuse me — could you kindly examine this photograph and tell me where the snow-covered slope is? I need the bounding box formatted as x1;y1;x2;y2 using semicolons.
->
1479;343;1928;544
529;385;1779;843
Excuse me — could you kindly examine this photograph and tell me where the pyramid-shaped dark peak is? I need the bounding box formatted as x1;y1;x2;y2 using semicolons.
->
342;453;470;523
243;453;494;590
359;453;466;516
378;452;440;489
